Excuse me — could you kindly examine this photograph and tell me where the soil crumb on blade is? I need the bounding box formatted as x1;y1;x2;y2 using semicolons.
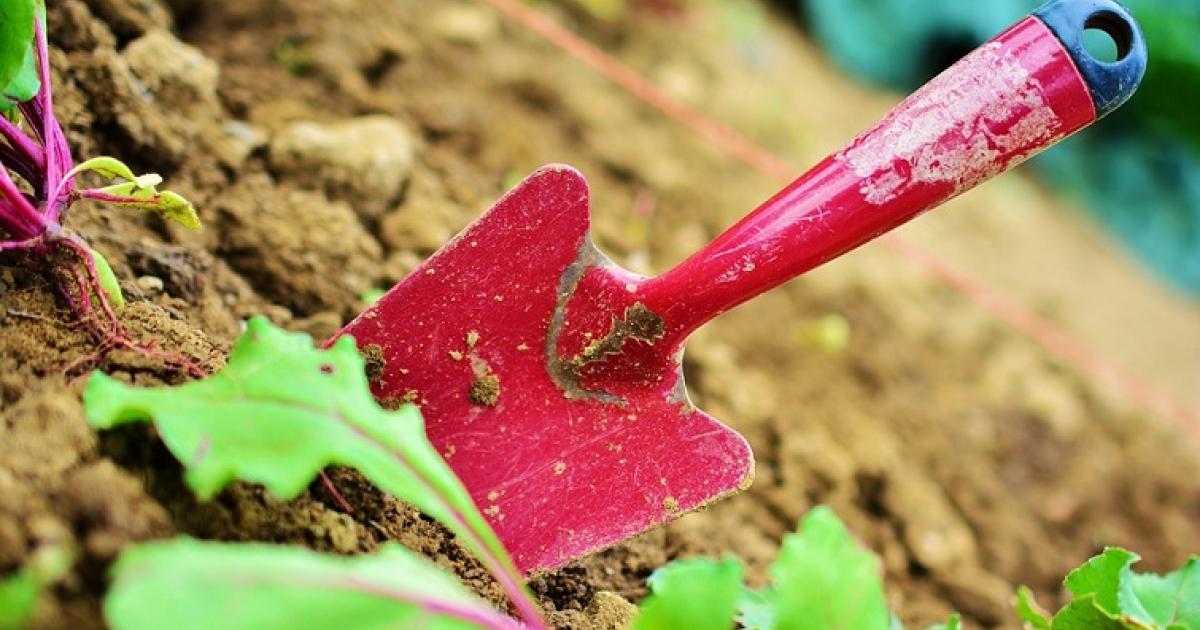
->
469;372;501;406
571;302;665;367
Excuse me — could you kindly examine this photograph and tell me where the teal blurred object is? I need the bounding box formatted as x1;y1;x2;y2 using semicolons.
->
802;0;1200;294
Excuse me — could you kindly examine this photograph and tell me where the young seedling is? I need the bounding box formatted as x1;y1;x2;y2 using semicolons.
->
0;4;201;375
1016;548;1199;630
632;506;961;630
84;318;546;629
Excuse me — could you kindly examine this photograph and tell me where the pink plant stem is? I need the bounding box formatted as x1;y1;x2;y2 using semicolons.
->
0;166;46;241
58;235;121;325
0;239;37;254
0;142;42;189
449;510;545;628
78;189;148;205
0;115;45;171
31;20;73;222
341;577;528;630
318;471;355;514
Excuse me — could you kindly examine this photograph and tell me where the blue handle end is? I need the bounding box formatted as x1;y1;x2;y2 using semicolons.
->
1034;0;1147;119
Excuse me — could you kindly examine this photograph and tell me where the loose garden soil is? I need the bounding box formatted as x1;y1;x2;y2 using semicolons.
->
2;1;1198;628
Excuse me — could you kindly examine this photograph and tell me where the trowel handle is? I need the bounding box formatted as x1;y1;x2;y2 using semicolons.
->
639;0;1145;344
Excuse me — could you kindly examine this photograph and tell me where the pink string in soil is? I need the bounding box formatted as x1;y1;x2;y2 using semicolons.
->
0;20;204;379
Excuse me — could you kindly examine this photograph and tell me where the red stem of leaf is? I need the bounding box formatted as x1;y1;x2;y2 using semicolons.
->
0;163;46;241
79;189;153;205
52;235;207;379
318;472;355;514
0;114;46;175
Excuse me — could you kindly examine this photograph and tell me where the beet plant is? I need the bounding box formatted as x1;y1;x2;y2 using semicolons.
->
1017;549;1199;629
0;1;201;374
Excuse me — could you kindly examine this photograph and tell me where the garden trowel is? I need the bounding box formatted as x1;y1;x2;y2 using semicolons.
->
333;0;1145;573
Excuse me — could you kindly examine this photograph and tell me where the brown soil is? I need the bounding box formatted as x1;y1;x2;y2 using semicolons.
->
2;1;1198;629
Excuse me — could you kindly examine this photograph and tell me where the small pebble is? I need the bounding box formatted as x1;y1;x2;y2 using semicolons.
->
136;275;164;294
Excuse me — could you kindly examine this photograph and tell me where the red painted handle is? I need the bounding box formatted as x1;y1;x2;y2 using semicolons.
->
639;17;1097;347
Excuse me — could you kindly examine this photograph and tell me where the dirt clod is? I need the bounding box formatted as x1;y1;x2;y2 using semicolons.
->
269;116;416;219
360;344;385;383
469;372;501;407
571;302;665;367
214;175;382;317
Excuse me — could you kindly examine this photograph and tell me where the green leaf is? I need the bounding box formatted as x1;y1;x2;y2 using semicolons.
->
0;0;34;104
1049;595;1146;630
1;44;36;112
770;506;890;630
1119;557;1200;630
154;191;201;230
1017;551;1200;630
0;570;38;630
89;247;125;314
105;539;516;630
1065;548;1141;616
1015;586;1052;630
70;157;141;182
72;157;201;230
1;1;44;113
632;557;744;630
735;587;776;630
83;317;524;612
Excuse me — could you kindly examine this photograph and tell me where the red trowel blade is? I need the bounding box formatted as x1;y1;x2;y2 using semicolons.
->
335;165;753;573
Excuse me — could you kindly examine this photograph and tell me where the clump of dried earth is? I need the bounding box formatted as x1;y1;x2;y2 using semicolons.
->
1;1;1196;628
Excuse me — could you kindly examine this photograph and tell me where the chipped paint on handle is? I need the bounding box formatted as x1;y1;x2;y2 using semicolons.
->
624;17;1096;352
840;33;1066;206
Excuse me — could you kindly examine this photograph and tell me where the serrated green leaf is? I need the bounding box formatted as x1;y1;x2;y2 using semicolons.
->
105;539;515;630
1015;586;1052;630
1050;594;1147;630
1119;558;1200;630
0;0;34;105
89;247;125;314
770;506;890;630
1065;548;1140;616
632;557;744;630
83;317;521;600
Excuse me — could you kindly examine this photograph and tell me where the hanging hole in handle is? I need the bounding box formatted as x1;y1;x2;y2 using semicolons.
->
1083;10;1134;63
